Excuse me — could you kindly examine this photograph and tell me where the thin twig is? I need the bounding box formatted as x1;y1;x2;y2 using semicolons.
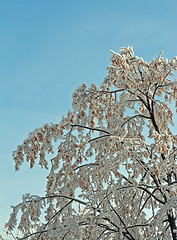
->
107;200;136;240
121;114;150;127
89;134;110;142
70;124;110;135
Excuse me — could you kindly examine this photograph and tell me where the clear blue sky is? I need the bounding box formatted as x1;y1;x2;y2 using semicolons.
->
1;0;177;237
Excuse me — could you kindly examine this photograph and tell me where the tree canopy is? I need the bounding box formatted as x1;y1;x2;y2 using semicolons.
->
6;46;177;239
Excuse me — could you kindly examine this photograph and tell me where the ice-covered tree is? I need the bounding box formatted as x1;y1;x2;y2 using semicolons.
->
6;46;177;239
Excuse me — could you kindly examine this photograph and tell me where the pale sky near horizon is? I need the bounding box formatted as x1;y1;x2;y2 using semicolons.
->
1;0;177;238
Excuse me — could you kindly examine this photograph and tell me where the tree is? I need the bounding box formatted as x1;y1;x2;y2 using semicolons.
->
6;46;177;239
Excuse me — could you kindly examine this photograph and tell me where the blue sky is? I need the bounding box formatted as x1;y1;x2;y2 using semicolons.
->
1;0;177;237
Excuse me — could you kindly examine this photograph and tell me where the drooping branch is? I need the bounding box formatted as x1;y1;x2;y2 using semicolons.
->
121;114;150;127
18;229;49;240
70;124;111;135
89;134;110;142
73;162;99;171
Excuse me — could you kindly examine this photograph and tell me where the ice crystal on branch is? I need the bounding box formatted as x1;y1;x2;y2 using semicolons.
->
6;46;177;239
